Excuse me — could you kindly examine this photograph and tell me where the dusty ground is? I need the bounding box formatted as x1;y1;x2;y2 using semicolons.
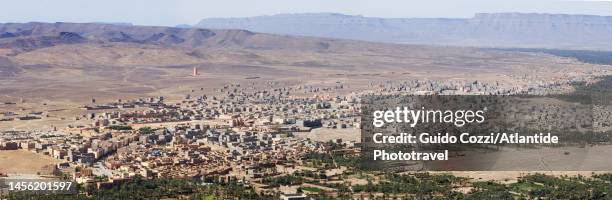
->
1;38;608;132
294;128;361;143
0;150;61;175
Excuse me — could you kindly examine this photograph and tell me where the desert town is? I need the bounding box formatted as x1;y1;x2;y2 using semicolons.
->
3;2;612;197
2;66;612;199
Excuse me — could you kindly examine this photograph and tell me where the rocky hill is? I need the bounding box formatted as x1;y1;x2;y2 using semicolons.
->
0;22;337;52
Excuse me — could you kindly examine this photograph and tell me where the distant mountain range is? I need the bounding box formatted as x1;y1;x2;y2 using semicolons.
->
0;20;604;102
0;22;340;52
196;13;612;50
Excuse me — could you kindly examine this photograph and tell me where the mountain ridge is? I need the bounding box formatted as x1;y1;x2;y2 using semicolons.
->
196;12;612;50
0;22;344;52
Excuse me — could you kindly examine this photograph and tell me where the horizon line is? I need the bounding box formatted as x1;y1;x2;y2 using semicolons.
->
2;11;612;27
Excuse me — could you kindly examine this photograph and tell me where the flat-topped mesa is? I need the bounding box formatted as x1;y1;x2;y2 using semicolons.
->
196;12;612;50
470;12;612;25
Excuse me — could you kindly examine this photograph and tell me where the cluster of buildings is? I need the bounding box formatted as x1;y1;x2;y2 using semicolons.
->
0;82;360;189
365;69;610;96
1;71;611;198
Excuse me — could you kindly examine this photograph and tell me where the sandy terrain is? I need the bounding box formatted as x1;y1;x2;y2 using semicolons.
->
294;128;360;142
0;150;61;175
0;39;608;133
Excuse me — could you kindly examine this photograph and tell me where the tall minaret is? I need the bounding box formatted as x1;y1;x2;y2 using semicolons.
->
192;67;198;76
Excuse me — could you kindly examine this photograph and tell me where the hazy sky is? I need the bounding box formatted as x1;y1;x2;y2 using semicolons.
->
1;0;612;26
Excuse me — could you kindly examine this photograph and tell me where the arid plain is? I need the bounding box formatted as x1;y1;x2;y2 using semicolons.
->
1;23;608;131
1;23;611;184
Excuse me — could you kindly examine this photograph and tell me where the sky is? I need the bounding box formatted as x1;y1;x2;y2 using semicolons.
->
1;0;612;26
